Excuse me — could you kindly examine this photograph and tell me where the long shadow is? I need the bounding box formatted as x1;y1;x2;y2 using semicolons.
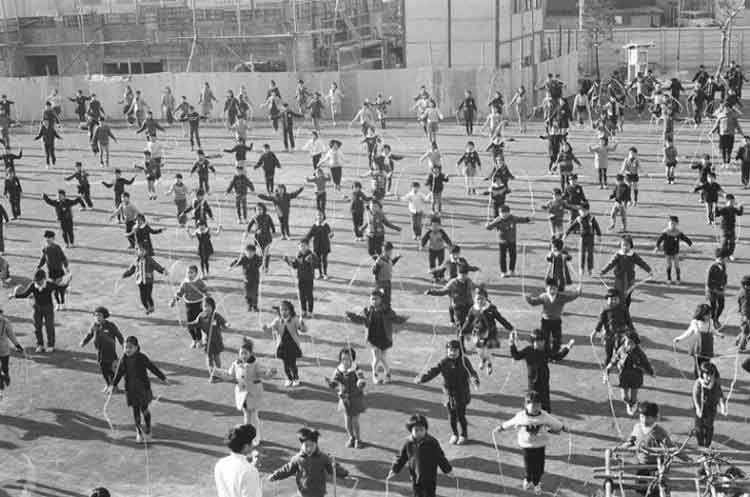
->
1;483;87;497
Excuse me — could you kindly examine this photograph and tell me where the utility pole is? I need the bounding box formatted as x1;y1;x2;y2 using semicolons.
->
291;0;298;72
579;0;584;31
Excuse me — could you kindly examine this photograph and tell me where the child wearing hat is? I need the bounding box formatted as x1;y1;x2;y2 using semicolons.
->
326;347;367;448
654;216;693;284
591;289;633;365
269;427;350;496
80;306;124;392
493;391;567;494
416;339;479;445
38;229;70;310
706;248;729;329
388;414;453;497
692;362;727;447
108;336;168;443
510;328;574;413
604;331;654;415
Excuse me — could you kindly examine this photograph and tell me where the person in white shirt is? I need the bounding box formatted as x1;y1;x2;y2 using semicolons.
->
402;181;429;240
302;130;328;171
215;424;262;497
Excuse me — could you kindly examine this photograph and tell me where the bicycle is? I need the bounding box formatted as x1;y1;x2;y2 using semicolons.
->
694;447;749;497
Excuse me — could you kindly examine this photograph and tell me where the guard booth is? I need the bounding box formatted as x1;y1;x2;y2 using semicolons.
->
623;42;655;82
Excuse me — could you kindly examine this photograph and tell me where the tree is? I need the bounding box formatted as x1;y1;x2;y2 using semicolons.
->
716;0;745;75
581;0;616;79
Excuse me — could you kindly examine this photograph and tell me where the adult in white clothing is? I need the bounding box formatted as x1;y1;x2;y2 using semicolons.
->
215;424;262;497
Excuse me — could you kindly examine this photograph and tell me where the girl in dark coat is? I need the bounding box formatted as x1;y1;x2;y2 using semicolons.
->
109;336;168;443
326;347;367;448
417;339;479;445
692;362;727;447
305;210;333;280
460;286;514;374
457;90;477;136
246;203;276;273
604;331;654;416
545;238;573;291
188;220;221;277
80;306;124;391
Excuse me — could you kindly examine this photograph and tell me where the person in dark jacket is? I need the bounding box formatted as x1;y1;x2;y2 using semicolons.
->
80;306;124;391
125;213;164;256
121;246;168;315
280;103;304;152
108;335;168;443
223;137;254;166
388;414;453;497
510;328;574;413
37;230;70;309
69;90;90;123
269;427;350;497
190;149;216;193
135;111;165;138
254;143;282;194
485;205;533;277
4;168;22;219
604;331;654;416
706;248;729;329
179;105;205;150
564;202;601;276
734;135;750;187
65;161;93;208
416;340;479;444
654;215;693;284
304;210;333;280
591;289;633;365
34;121;61;167
181;189;214;227
693;173;724;224
457;90;477;136
246;203;276;273
715;193;744;260
226;164;255;224
42;189;85;248
230;244;264;312
258;184;304;240
9;269;64;353
284;239;319;318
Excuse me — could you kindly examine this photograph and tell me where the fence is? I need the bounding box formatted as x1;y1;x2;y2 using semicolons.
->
0;53;578;122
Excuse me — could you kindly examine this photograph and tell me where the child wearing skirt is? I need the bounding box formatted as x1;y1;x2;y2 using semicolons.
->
673;303;724;379
188;220;221;277
692;362;727;447
545;238;573;291
604;331;655;416
263;300;306;387
326;347;366;448
187;296;226;382
214;338;273;445
80;306;124;392
109;336;168;443
246;203;276;273
170;265;210;349
460;286;514;375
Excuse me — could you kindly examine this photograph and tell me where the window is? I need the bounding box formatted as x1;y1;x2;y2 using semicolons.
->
25;55;58;76
103;61;164;75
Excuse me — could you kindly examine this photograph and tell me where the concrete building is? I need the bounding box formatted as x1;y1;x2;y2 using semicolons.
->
0;0;395;76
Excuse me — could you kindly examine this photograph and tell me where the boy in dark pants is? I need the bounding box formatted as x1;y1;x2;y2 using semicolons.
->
65;161;93;208
34;122;61;167
226;165;255;224
80;306;124;391
191;149;216;193
736;275;750;350
654;215;693;284
42;189;85;248
102;169;135;222
388;414;453;497
525;278;581;353
121;246;167;315
564;202;601;276
706;248;728;329
485;205;532;277
38;230;70;309
591;289;633;365
306;167;331;215
734;135;750;187
0;201;8;254
4;168;21;219
280;103;303;152
350;182;369;241
715;193;743;260
373;241;401;310
258;184;304;240
284;239;319;318
254;143;281;194
10;269;61;353
179;105;204;150
364;199;401;258
230;244;264;312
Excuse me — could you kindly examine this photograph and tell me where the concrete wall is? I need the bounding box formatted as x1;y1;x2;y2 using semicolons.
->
1;0;287;17
0;52;578;121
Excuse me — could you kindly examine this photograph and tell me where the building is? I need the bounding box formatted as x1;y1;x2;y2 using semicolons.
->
0;0;398;76
404;0;544;69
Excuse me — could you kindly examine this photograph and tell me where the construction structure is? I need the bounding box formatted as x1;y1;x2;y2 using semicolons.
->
0;0;401;77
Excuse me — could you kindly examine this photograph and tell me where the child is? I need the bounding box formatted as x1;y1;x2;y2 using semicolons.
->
101;169;135;221
525;278;581;353
0;308;24;400
42;189;85;248
734;134;750;188
541;188;566;239
456;141;481;195
190;149;216;193
483;170;512;219
108;336;168;443
461;286;513;374
187;296;226;382
737;275;750;351
223;137;254;166
715;193;744;260
402;182;429;240
134;150;159;200
279;103;303;152
591;289;633;365
305;210;333;280
545;238;573;291
308;92;325;131
64;161;93;209
564;202;601;276
10;269;62;353
258;184;304;240
691;362;727;447
674;303;724;379
387;414;453;497
417;339;479;445
302;131;327;170
603;331;654;415
350;182;369;241
376;144;403;193
179;105;204;150
166;173;189;226
34;121;62;167
215;338;272;445
620;147;642;206
485;205;532;277
320;139;345;191
562;174;587;227
425;165;449;214
493;391;567;494
4;168;22;219
663;138;678;184
80;306;124;392
361;127;381;167
654;215;693;284
188;220;221;277
373;241;401;310
364;199;401;258
420;215;452;282
126;213;164;256
434;245;478;281
284;239;319;318
170;265;210;348
263;300;306;387
225;165;255;224
600;235;652;312
229;244;263;312
326;347;367;448
365;161;388;201
693;173;723;224
509;328;573;413
425;262;475;328
269;428;350;493
121;246;167;315
306;167;331;215
706;248;728;329
419;141;442;170
589;136;617;189
553;138;581;190
346;288;406;384
608;174;631;232
254;143;282;194
182;189;214;227
246;203;275;273
420;100;444;144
